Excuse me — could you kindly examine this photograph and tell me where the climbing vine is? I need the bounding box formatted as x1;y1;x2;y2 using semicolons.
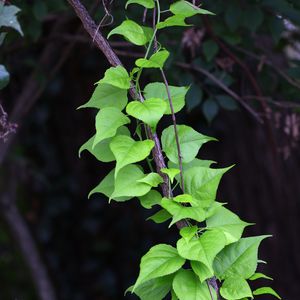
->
79;1;280;299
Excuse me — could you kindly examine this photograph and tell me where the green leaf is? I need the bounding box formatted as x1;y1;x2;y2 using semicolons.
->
0;65;9;90
173;194;197;205
161;168;180;184
156;15;189;29
172;269;216;300
220;276;252;300
183;166;232;207
169;159;216;173
161;198;206;227
206;206;251;245
161;125;216;164
214;235;270;280
249;272;273;281
186;84;203;112
126;0;155;9
98;66;131;90
253;287;281;299
79;126;130;162
78;83;128;110
110;135;154;177
225;2;241;32
108;20;152;46
128;275;173;300
177;229;226;278
137;173;163;187
138;190;162;209
179;226;198;243
144;82;188;114
216;95;238;111
242;6;264;32
111;164;153;199
203;40;219;62
94;107;130;147
203;99;219;122
133;244;185;291
0;5;23;35
136;50;170;69
88;169;130;202
126;98;167;129
171;289;179;300
147;209;172;224
170;1;214;17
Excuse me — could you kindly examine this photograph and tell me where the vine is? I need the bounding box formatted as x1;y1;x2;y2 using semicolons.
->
78;1;280;299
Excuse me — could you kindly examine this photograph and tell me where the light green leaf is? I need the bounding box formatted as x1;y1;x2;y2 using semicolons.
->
111;164;152;199
138;190;162;209
169;158;216;173
206;206;251;245
110;135;154;177
220;276;252;300
162;125;216;164
0;5;23;35
161;198;206;227
79;126;130;162
108;20;152;46
98;66;131;89
179;226;198;242
171;289;179;300
177;229;226;277
0;65;9;89
94;107;130;147
253;287;281;299
183;166;232;207
172;269;216;300
133;244;185;291
88;168;130;202
126;0;155;9
144;82;188;114
126;98;167;129
78;83;127;110
204;202;224;219
190;260;213;283
128;275;173;300
161;168;180;184
136;50;170;69
170;1;214;17
214;235;270;280
147;209;172;224
173;194;197;205
249;272;273;281
138;173;163;187
157;15;189;29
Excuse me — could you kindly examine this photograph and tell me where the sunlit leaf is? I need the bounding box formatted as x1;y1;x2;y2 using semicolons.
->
98;66;131;90
126;0;155;9
136;50;170;69
170;1;214;17
157;15;189;29
253;287;281;299
220;276;252;300
138;190;162;209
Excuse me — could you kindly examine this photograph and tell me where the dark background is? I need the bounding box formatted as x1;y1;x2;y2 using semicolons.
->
1;0;300;299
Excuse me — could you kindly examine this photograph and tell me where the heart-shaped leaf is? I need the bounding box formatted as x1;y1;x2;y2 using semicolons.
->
136;50;170;69
220;276;252;300
98;66;131;89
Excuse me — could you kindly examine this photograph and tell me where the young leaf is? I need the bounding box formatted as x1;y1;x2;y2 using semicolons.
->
79;126;130;162
137;173;163;187
128;275;173;300
93;107;130;147
136;50;170;69
138;190;162;209
161;125;216;164
110;135;154;177
183;166;232;207
111;164;153;199
177;229;226;276
0;5;23;35
249;272;273;281
108;20;152;46
144;82;188;114
88;169;130;202
126;98;167;129
170;1;214;18
220;276;252;300
253;287;281;299
161;198;206;227
172;269;216;300
133;244;185;291
147;209;172;224
206;206;251;245
179;226;198;243
156;15;189;29
78;83;128;110
214;235;271;280
126;0;155;9
161;168;180;184
98;66;131;90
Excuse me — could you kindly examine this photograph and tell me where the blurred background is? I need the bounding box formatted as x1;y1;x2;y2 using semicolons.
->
0;0;300;299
